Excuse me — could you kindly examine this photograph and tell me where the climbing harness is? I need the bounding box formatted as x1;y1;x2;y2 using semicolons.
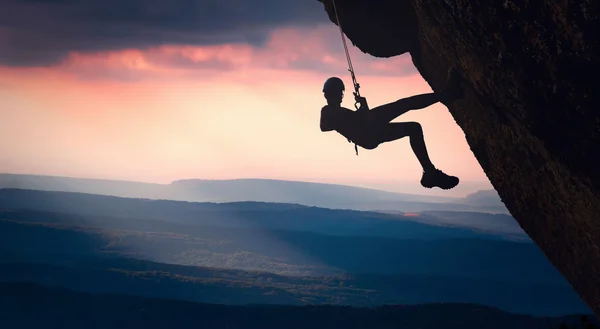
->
331;0;361;156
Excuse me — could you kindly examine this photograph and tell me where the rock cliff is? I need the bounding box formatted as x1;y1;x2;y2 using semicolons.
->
317;0;600;317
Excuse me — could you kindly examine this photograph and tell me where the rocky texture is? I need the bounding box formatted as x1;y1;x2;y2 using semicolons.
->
317;0;600;318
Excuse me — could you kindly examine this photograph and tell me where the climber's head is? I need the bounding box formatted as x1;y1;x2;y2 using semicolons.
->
323;77;344;106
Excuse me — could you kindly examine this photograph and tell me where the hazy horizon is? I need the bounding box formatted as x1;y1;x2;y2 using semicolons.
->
0;170;494;198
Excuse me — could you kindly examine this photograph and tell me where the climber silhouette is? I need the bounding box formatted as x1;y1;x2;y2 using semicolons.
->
319;69;464;190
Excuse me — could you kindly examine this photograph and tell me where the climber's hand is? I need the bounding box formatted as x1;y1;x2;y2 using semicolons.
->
354;94;369;111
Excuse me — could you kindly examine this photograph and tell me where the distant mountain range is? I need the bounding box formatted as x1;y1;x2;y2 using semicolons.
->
0;173;509;214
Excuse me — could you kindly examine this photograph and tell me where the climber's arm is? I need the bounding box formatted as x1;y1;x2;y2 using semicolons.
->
320;107;335;132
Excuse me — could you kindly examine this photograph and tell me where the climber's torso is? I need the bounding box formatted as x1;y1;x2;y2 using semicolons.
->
320;105;380;148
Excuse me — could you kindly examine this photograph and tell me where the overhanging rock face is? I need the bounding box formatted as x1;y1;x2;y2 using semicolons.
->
317;0;600;317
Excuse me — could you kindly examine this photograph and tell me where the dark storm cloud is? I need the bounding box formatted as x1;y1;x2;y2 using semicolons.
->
0;0;328;66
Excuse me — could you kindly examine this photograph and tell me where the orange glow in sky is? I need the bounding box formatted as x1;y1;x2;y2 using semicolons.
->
0;24;492;197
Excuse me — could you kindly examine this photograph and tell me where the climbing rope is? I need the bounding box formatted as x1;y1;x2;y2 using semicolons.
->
331;0;361;105
331;0;360;156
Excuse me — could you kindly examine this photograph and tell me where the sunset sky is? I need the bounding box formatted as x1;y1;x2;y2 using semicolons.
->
0;0;492;196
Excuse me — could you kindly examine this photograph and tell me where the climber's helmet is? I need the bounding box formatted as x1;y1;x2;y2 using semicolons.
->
323;77;345;93
323;77;345;102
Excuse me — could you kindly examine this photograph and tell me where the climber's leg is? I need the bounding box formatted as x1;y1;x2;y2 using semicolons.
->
379;122;459;190
371;68;465;125
370;93;441;125
371;91;453;125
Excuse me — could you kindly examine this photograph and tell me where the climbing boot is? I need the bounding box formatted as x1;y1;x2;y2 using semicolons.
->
420;168;460;190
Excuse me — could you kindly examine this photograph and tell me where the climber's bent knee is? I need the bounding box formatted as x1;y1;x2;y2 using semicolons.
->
377;121;423;144
406;122;423;136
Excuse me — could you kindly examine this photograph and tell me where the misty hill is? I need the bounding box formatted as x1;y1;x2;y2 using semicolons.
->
1;282;595;329
0;173;509;213
0;213;554;282
415;211;524;237
0;188;524;240
457;190;507;208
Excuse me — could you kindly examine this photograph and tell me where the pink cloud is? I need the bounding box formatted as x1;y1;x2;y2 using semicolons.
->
256;25;416;76
26;25;417;81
